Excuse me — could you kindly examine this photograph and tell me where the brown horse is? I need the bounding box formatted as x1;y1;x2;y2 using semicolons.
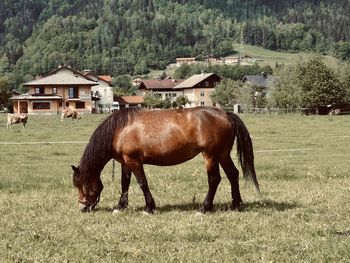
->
72;107;259;213
61;109;81;121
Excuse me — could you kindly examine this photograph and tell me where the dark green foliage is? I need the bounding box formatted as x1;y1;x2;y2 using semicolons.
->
297;57;346;109
269;58;347;110
0;0;349;81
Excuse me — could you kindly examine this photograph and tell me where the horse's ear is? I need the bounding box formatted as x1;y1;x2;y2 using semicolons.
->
71;165;80;174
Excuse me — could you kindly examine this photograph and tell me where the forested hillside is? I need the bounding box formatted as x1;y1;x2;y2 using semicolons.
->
0;0;350;81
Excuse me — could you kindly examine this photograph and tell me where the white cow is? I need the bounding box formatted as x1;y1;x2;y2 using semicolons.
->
7;113;28;128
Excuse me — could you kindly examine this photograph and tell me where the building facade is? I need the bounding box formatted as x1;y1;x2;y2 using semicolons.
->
174;73;221;107
10;66;98;114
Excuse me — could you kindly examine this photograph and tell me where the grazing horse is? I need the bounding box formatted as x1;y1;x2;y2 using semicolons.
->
61;109;81;121
72;107;259;214
7;113;28;128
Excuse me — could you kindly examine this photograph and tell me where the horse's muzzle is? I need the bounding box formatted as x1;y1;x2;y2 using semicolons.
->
78;195;100;212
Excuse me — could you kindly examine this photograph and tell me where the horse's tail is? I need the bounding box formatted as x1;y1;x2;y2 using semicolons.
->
227;112;260;193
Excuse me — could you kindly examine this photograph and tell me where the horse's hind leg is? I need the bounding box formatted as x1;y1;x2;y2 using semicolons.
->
220;155;242;210
114;164;132;211
201;155;221;213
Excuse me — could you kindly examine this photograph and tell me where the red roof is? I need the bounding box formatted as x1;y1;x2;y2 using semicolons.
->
115;96;144;105
139;78;184;91
98;75;112;83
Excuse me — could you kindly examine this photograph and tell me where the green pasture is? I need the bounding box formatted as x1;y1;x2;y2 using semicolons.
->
235;44;341;68
0;112;349;262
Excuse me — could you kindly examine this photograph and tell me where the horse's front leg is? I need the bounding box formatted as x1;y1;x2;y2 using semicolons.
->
113;163;132;212
124;158;155;214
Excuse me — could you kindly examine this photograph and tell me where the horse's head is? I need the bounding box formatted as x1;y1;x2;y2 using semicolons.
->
71;165;103;212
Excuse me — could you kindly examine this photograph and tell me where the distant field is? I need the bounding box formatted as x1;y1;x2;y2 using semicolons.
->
148;45;341;78
0;112;349;262
235;44;341;68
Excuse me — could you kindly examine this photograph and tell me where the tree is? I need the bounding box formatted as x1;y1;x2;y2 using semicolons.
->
210;79;240;108
0;76;11;109
112;75;136;95
268;65;302;109
134;59;150;75
143;92;163;109
174;64;192;79
297;57;346;111
175;95;190;108
339;62;350;101
162;97;171;109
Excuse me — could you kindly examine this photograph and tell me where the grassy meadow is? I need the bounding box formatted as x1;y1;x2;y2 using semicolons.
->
235;44;341;68
0;112;349;262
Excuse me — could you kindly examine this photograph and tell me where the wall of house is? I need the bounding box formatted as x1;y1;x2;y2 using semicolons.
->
66;101;92;113
194;88;215;107
27;100;60;114
24;85;93;114
91;85;113;106
182;88;215;107
153;90;183;101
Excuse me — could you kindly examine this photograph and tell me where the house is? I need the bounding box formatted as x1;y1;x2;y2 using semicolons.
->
241;74;275;90
113;96;144;110
224;56;240;65
241;74;276;106
10;65;98;115
240;55;254;65
176;57;197;67
138;77;184;102
83;70;113;113
174;73;221;107
132;76;143;86
206;56;224;64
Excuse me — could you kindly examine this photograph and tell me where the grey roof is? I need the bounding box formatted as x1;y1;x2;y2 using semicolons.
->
242;75;276;87
174;73;216;89
23;67;98;86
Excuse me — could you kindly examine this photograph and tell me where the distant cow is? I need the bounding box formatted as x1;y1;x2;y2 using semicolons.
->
7;113;28;128
61;109;81;121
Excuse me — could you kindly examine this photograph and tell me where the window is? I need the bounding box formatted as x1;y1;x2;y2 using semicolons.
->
205;81;209;87
33;102;50;109
35;87;45;94
200;91;205;97
66;102;69;107
200;101;205;106
68;87;78;98
76;101;85;109
59;102;62;107
172;93;177;97
52;87;57;94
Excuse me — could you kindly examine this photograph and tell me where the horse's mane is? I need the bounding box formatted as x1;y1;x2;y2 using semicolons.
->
76;107;141;185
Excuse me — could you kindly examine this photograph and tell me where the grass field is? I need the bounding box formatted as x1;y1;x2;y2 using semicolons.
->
0;112;349;262
234;44;341;68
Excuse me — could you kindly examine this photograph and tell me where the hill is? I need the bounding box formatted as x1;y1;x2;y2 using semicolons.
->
0;0;349;84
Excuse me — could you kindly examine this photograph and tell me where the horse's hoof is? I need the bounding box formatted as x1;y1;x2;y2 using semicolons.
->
112;209;123;215
143;207;154;214
231;204;243;212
